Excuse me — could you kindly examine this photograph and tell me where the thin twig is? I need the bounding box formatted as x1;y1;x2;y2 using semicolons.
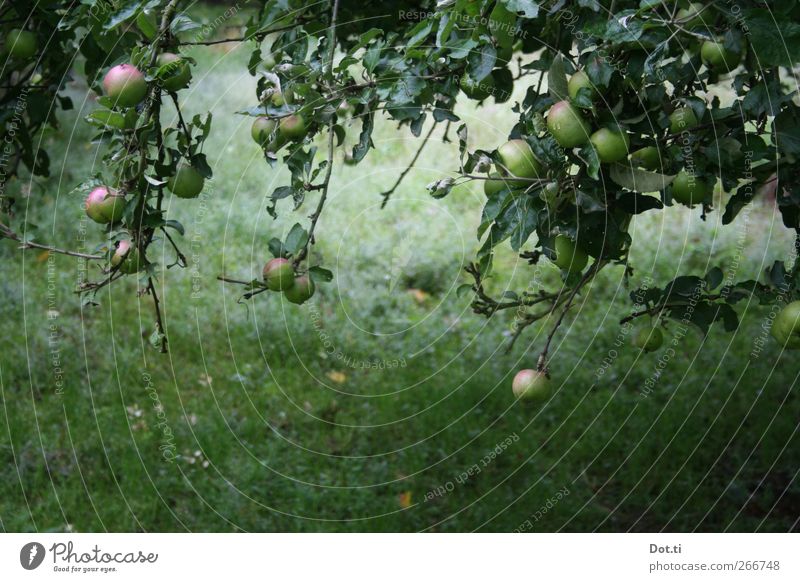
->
292;0;340;268
0;223;104;260
147;277;168;353
380;121;438;208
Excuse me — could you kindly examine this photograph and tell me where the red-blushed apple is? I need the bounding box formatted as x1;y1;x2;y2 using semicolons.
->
263;258;295;291
111;240;145;274
278;114;306;141
85;186;125;224
103;64;147;108
512;369;551;402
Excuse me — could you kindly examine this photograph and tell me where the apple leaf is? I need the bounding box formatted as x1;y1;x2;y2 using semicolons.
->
610;164;675;193
309;266;333;283
285;223;309;254
547;53;569;102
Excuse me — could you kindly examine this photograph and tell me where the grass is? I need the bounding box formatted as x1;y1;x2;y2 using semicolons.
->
1;8;799;532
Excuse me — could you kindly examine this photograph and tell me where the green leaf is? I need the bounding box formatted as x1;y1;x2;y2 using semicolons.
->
547;53;569;102
309;266;333;283
610;164;675;193
284;223;309;254
500;0;539;18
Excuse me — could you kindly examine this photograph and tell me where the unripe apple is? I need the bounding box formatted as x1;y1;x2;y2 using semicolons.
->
103;64;147;108
497;139;543;183
676;2;707;29
512;369;551;402
461;71;495;100
567;70;594;100
251;116;277;146
278;114;306;141
167;163;204;199
632;325;663;352
111;240;145;274
672;169;709;206
590;127;629;163
284;275;315;304
85;186;125;224
157;52;191;92
263;258;295;291
553;234;588;274
547;100;590;148
484;172;511;197
669;106;699;134
5;29;37;59
771;301;800;349
629;146;661;170
701;40;741;73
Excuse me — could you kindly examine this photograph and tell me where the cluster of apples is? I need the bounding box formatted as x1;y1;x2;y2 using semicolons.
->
251;112;307;152
99;56;205;200
483;138;590;275
262;258;315;305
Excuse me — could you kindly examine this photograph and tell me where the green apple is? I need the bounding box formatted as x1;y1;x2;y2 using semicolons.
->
568;70;594;100
669;106;699;134
672;170;709;206
263;258;295;291
676;2;707;28
278;114;306;141
512;369;551;402
590;127;630;163
632;325;663;352
497;139;543;183
85;186;125;224
284;275;315;304
483;172;512;197
157;52;191;92
629;146;661;170
771;301;800;349
103;64;147;108
167;163;205;199
5;29;37;59
553;234;588;274
547;100;590;148
461;70;495;100
701;40;741;73
251;116;277;146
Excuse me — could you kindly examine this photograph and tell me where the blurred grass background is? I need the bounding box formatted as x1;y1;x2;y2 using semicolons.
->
0;4;798;532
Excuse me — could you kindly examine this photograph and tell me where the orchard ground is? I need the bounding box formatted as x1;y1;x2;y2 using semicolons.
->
1;9;799;533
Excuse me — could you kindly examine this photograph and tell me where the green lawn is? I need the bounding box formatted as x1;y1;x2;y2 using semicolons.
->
1;11;799;532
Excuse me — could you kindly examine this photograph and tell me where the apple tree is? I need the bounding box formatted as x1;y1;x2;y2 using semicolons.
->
2;0;800;391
